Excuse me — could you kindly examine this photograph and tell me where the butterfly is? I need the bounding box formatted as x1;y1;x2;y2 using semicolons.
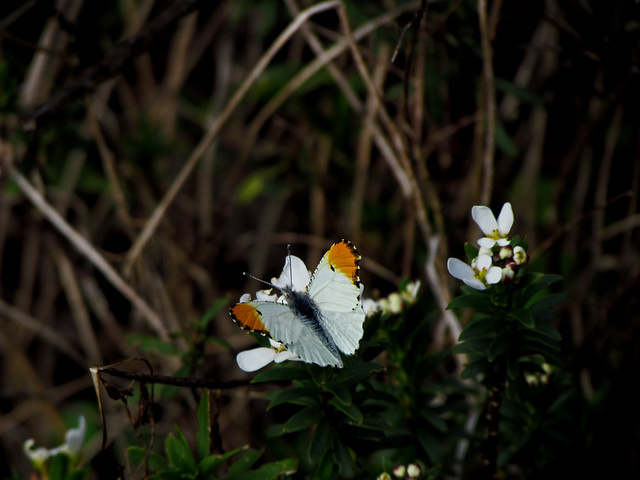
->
230;240;365;368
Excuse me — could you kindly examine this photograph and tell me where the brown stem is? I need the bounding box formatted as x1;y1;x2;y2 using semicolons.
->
98;367;251;390
483;381;505;477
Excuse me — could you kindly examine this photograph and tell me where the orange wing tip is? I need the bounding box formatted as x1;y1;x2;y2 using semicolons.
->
229;303;270;335
327;239;361;283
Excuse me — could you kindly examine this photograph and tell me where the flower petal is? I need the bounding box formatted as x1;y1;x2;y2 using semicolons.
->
486;266;502;284
477;237;497;248
447;257;473;280
64;416;86;454
475;254;492;270
472;206;498;235
236;347;276;372
255;289;279;302
447;258;486;290
272;255;310;292
497;202;514;235
23;439;50;463
274;350;301;363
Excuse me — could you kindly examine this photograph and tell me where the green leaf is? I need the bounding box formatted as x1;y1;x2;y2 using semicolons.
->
530;293;568;315
521;342;564;367
127;446;146;463
453;337;492;354
419;409;448;433
315;450;337;478
488;332;510;362
127;333;180;356
447;293;495;310
521;331;561;353
323;381;352;406
227;448;263;475
238;459;298;480
165;427;197;473
199;446;247;477
329;397;363;423
459;315;504;340
49;453;70;480
198;456;222;477
416;429;443;464
196;391;211;460
535;321;562;341
464;242;479;262
332;436;355;478
309;421;332;462
460;358;490;379
280;406;323;434
509;308;535;329
199;297;230;331
495;77;545;106
507;355;521;381
128;446;171;472
495;118;519;158
522;274;563;307
252;365;309;383
333;362;382;386
264;385;318;409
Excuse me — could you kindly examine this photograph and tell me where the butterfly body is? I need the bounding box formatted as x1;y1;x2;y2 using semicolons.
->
230;240;365;368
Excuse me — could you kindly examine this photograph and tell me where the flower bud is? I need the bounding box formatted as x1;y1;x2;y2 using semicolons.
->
407;463;422;478
513;246;528;265
393;465;406;477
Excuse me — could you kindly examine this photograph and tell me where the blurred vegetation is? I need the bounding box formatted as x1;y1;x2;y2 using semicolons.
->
1;0;639;478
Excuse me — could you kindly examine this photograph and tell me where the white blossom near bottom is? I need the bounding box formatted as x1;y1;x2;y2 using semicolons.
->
24;416;86;464
236;339;302;372
447;254;502;290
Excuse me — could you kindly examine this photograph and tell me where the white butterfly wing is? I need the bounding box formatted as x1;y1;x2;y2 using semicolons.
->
307;240;365;355
230;300;342;367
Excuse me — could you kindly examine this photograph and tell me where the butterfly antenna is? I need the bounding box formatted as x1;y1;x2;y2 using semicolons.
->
287;244;294;288
242;272;278;290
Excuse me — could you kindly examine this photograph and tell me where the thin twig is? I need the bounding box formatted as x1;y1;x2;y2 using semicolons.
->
5;162;171;342
97;367;251;390
19;0;207;129
122;0;343;276
0;297;85;365
235;3;418;196
478;0;496;205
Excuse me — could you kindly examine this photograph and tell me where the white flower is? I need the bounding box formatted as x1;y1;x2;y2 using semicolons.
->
23;416;86;465
236;339;301;372
472;202;514;248
270;255;310;292
362;298;381;316
447;254;502;290
499;246;513;259
242;255;311;305
513;246;528;265
502;265;516;281
48;416;86;457
407;463;422;478
392;465;406;477
23;439;49;465
401;280;421;304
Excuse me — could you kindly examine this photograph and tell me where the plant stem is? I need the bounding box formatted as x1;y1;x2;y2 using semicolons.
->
483;380;505;477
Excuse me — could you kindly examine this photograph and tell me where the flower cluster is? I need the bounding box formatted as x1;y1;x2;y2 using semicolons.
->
377;462;422;480
362;280;421;316
23;416;86;468
448;203;528;290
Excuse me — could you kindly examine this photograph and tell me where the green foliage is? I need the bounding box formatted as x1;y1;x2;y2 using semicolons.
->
127;392;297;479
450;272;564;395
